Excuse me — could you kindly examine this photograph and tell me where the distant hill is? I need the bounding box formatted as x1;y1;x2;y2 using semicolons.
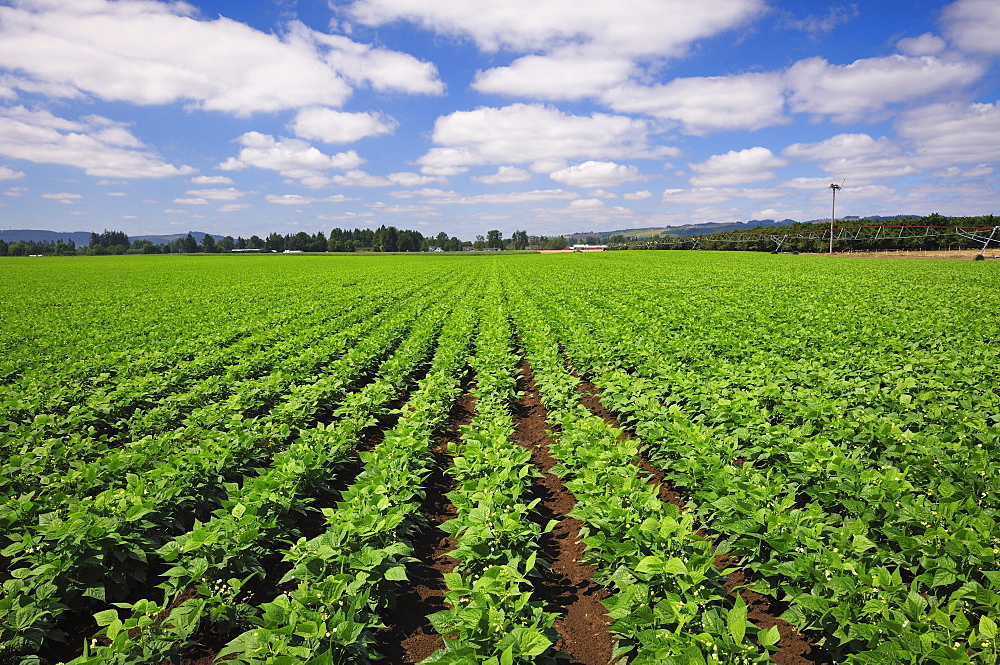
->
0;229;93;246
567;219;800;241
129;232;210;245
0;229;215;247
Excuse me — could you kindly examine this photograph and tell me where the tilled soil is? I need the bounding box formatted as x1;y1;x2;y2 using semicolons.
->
513;362;616;665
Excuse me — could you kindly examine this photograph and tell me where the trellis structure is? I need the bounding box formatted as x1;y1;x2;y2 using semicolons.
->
632;224;998;255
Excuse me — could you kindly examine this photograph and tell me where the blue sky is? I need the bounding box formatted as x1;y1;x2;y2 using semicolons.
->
1;0;998;241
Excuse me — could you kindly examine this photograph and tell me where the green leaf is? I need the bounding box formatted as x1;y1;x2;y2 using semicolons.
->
980;615;998;640
759;624;781;649
384;565;408;581
728;595;748;644
94;609;118;627
232;502;246;519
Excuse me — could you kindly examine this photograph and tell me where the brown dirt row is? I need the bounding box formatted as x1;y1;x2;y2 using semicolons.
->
513;361;616;665
572;374;831;665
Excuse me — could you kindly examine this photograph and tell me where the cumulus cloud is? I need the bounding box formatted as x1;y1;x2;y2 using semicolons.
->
417;189;579;205
942;0;1000;55
0;165;25;180
785;54;983;123
183;187;247;201
472;50;634;101
289;108;396;143
661;186;782;204
472;166;532;184
624;190;653;200
548;161;643;188
0;0;442;116
346;0;765;57
897;33;947;56
0;106;194;178
41;191;82;204
898;100;1000;165
783;133;898;162
190;175;234;185
418;103;671;174
604;72;786;134
783;133;919;181
689;147;787;187
265;193;355;204
218;132;364;179
346;0;765;102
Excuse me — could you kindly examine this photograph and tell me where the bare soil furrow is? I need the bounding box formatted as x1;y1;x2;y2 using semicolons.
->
514;361;615;665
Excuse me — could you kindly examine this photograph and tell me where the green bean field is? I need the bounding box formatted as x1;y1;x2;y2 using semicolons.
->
1;252;998;665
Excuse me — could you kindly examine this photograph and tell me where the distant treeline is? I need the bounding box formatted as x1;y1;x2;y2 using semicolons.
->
0;225;570;256
610;214;999;253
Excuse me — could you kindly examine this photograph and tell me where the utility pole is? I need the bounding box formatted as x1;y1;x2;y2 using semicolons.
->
828;182;842;254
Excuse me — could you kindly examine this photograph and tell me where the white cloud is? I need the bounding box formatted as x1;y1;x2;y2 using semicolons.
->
308;29;444;95
0;165;25;180
783;133;898;162
689;147;787;187
173;197;209;205
624;190;653;200
604;72;786;134
345;0;766;58
898;100;1000;165
786;54;983;123
289;107;397;143
0;106;194;178
548;161;643;188
386;172;446;187
897;33;947;56
217;203;251;213
419;189;579;205
472;50;634;100
943;0;1000;55
418;103;671;173
782;133;921;181
219;132;364;181
661;186;782;204
471;166;532;184
0;0;442;116
190;175;233;185
41;191;82;204
934;163;993;178
265;193;355;204
780;176;845;190
183;187;247;201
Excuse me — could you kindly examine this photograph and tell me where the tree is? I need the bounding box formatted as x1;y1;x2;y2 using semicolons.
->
435;231;449;249
545;235;568;250
486;229;503;249
510;229;529;250
8;241;28;256
311;231;327;252
201;234;218;253
264;233;284;252
182;233;199;253
374;225;399;252
0;239;7;256
220;236;235;252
